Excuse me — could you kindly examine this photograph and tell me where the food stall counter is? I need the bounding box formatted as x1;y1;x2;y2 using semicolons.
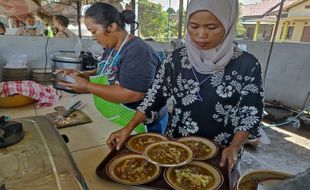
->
0;92;152;190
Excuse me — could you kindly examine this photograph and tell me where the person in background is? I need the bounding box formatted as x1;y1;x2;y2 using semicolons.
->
44;23;54;37
0;22;6;35
16;14;43;36
53;15;77;38
51;15;58;34
57;3;168;134
107;0;264;187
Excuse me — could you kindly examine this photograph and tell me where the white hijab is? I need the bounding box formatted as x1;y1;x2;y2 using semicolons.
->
185;0;238;74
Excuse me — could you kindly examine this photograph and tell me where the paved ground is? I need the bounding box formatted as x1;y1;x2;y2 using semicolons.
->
240;124;310;175
169;100;310;176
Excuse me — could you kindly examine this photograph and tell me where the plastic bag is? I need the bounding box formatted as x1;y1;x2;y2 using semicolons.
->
287;116;301;129
258;128;271;144
247;127;270;145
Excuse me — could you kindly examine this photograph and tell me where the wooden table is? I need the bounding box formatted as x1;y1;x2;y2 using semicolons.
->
0;92;149;190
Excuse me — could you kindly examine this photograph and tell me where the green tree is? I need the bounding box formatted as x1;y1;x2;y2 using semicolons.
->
138;0;168;41
168;9;186;40
166;8;176;40
236;3;246;38
166;7;176;15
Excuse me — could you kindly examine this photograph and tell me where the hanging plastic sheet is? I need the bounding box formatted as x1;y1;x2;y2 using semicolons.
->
40;2;77;17
0;0;39;16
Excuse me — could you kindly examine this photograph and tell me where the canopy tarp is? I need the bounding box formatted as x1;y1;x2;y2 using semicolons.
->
41;2;77;17
0;0;39;16
0;0;123;17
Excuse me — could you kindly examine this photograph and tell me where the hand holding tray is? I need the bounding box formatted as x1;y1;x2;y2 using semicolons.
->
96;135;232;190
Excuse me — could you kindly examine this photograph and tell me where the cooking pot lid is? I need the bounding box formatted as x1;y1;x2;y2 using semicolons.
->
51;52;82;62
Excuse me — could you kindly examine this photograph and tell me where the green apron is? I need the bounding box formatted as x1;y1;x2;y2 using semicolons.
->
90;71;145;133
91;33;145;133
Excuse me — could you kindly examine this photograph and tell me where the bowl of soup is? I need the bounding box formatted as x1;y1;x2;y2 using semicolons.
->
143;140;194;167
164;161;223;190
236;170;292;190
106;153;161;185
178;136;219;160
126;133;168;153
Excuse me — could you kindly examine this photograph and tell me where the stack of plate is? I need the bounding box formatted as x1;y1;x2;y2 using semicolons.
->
31;68;53;85
2;66;31;81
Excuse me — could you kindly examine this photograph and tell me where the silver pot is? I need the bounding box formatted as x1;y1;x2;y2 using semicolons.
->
51;52;82;92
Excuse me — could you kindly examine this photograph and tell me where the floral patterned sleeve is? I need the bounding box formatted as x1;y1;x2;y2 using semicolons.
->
235;61;264;138
137;54;173;122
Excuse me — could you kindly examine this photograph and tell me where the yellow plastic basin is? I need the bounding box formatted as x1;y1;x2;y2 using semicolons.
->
0;95;35;108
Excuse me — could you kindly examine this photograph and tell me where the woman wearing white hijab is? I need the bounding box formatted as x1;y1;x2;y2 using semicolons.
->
108;0;263;185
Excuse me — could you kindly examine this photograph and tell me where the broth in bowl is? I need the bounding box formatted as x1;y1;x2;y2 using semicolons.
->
178;137;219;160
164;161;223;190
144;141;194;167
107;153;161;185
127;133;167;153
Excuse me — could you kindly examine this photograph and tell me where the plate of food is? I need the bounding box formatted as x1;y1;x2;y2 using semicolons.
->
106;153;161;185
164;161;223;190
126;133;168;153
177;136;219;160
143;140;194;167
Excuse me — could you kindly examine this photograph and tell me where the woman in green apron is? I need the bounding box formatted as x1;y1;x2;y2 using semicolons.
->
57;2;168;134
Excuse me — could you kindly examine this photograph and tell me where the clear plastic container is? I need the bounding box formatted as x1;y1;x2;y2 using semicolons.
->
0;116;88;190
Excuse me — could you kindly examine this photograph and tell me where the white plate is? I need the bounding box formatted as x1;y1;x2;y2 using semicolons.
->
106;153;161;185
32;69;52;74
3;65;28;69
143;140;194;167
177;136;219;160
126;133;168;153
164;161;223;190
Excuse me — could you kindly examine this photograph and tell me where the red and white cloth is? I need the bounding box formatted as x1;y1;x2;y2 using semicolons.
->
1;80;61;108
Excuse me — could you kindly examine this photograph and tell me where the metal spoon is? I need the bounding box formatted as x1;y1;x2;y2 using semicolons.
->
257;179;284;190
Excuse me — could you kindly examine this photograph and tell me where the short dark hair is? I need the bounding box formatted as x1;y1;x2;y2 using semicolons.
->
0;22;5;33
55;15;69;27
85;2;137;30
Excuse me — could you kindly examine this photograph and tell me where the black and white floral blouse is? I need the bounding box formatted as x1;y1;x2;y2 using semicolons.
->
138;46;264;147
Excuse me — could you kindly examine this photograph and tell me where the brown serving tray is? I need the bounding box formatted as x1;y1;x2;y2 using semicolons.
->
96;138;232;190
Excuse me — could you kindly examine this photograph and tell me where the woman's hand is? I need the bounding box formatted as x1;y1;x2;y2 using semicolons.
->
220;131;249;170
56;69;90;80
58;74;90;93
220;144;241;171
106;126;132;150
56;69;82;77
106;111;146;150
